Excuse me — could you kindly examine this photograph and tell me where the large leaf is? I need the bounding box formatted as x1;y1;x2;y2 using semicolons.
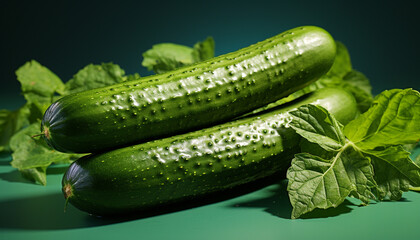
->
344;89;420;149
287;153;353;219
64;63;126;95
16;60;65;114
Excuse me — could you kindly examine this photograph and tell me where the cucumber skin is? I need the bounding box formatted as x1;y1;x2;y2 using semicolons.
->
42;26;336;153
63;88;358;216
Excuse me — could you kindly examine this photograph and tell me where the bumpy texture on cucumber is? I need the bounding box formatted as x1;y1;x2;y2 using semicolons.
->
42;26;336;153
62;88;358;216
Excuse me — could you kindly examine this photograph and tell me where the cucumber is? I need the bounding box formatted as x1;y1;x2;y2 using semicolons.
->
42;26;336;153
62;88;358;216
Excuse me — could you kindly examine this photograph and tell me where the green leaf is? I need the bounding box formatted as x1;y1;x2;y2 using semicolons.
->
0;106;30;152
288;104;346;151
287;150;355;219
324;41;352;79
363;146;420;200
343;70;372;96
123;73;141;82
16;60;65;114
20;167;48;186
141;37;215;74
344;89;420;149
341;70;373;112
142;43;199;74
342;147;377;203
193;36;215;61
287;104;378;218
64;63;126;95
9;122;84;185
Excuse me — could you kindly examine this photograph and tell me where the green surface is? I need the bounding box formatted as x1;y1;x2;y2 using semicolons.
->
1;98;420;239
1;152;420;240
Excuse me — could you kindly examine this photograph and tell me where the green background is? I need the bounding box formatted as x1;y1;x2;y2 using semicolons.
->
1;0;419;239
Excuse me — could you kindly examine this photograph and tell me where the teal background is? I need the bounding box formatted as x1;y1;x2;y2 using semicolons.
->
1;0;419;99
1;0;420;239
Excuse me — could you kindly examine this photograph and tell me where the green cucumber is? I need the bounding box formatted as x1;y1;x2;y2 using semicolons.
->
62;88;358;216
42;26;336;153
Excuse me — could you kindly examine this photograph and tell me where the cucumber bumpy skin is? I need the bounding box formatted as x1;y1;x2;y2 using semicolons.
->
62;88;358;216
42;26;336;153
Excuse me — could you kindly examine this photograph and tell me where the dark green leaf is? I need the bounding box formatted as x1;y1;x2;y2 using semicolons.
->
287;151;355;219
289;104;346;151
64;63;126;95
363;145;420;200
342;146;377;203
341;70;373;112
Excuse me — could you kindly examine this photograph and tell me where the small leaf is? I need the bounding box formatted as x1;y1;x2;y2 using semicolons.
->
289;104;346;151
64;63;126;95
194;36;215;61
123;73;141;82
344;89;420;149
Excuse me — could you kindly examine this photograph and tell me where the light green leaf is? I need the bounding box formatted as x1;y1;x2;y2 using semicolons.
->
122;73;141;82
142;43;199;74
9;122;84;185
287;151;355;219
16;60;65;114
324;41;352;79
289;104;346;151
141;37;215;74
64;63;126;95
363;145;420;200
20;167;48;186
193;36;215;61
344;89;420;149
0;106;30;152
